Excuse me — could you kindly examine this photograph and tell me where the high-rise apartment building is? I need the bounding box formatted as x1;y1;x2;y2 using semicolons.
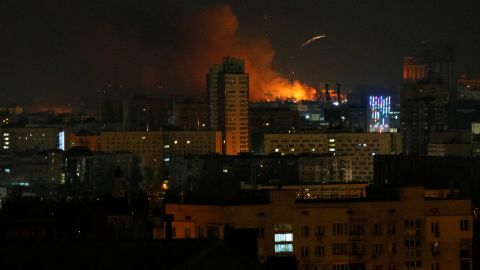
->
207;57;249;155
402;45;455;98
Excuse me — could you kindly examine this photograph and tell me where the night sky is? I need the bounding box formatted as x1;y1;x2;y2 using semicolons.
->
1;0;479;109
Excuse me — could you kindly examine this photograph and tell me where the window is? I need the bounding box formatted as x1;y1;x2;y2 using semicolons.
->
373;244;383;257
405;239;422;248
405;219;421;229
431;222;440;236
351;242;365;255
332;264;349;270
374;224;382;235
373;265;382;270
274;224;294;254
432;262;440;270
258;227;264;238
302;225;310;237
431;242;439;257
460;239;470;258
460;219;469;231
460;259;471;270
332;243;349;255
314;225;325;237
405;260;422;268
333;223;348;235
274;233;293;242
185;227;191;238
387;223;396;235
350;223;364;235
315;245;324;257
301;246;309;257
388;242;397;254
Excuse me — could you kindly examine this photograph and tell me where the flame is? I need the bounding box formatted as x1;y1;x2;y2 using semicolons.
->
258;78;317;101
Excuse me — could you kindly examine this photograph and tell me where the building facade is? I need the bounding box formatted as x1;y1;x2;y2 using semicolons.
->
264;133;402;182
207;57;249;155
0;127;64;152
100;130;222;178
163;187;473;270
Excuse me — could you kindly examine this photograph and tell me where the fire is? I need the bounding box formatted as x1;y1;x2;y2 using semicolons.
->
84;4;319;102
260;78;317;101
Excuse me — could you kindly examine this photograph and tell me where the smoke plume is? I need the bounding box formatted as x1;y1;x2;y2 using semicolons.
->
86;4;316;101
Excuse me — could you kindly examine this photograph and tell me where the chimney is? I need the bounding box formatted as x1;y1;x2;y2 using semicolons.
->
337;83;341;104
325;83;331;103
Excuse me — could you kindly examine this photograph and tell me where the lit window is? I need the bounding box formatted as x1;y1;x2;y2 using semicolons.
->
274;224;294;254
5;168;11;173
274;148;279;152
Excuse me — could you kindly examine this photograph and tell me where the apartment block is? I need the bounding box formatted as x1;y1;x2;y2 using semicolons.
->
163;187;472;270
264;133;402;182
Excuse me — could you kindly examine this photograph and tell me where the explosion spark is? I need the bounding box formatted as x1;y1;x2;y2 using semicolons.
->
300;34;327;49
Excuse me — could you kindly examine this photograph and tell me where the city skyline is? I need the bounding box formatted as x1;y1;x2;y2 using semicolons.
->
1;0;480;109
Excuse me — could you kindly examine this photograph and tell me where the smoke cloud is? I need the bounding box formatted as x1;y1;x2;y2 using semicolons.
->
85;4;315;101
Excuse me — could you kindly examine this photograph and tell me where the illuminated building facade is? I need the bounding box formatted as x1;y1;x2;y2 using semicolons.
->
100;130;222;177
69;133;102;151
162;187;473;270
264;132;402;182
207;57;249;155
0;127;65;152
368;96;391;133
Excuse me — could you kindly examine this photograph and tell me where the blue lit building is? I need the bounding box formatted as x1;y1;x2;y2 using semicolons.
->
368;96;391;133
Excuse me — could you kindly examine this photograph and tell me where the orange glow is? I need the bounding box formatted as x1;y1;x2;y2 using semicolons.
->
86;5;320;102
257;78;317;101
316;89;348;102
34;105;73;114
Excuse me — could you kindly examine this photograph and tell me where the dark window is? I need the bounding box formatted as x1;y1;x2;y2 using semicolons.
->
302;225;309;237
315;245;325;257
460;220;469;231
388;223;396;235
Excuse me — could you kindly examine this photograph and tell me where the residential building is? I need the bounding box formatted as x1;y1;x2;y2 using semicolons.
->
264;132;402;182
162;187;473;270
207;57;249;155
